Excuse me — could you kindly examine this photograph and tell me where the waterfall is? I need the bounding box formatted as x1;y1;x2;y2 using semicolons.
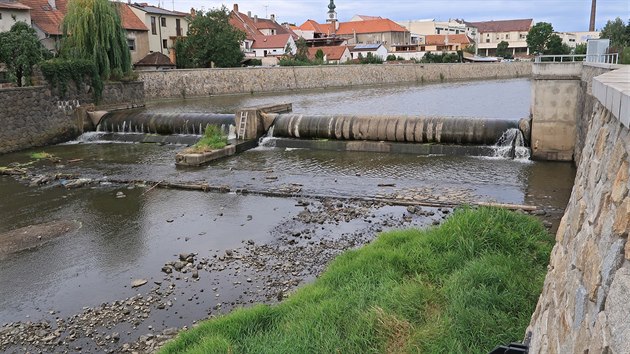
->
493;128;530;160
258;125;276;148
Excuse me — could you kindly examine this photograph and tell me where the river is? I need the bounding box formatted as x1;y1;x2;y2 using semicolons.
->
0;78;575;353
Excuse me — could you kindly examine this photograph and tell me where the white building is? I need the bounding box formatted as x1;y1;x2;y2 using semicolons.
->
349;43;388;60
0;1;30;32
251;34;296;57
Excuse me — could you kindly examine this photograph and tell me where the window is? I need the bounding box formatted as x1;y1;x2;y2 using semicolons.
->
176;19;182;36
0;13;3;20
506;34;510;39
151;16;156;35
161;17;166;27
520;33;526;39
127;39;136;51
486;39;490;43
162;39;168;49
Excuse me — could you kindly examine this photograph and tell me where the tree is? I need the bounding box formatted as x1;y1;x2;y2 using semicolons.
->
294;37;309;62
61;0;131;79
463;43;476;54
600;17;630;49
574;43;587;55
0;22;44;87
496;41;510;58
315;49;325;62
526;22;554;54
545;34;570;55
175;7;245;68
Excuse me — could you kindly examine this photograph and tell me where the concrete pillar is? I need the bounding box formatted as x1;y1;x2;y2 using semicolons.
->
530;62;583;161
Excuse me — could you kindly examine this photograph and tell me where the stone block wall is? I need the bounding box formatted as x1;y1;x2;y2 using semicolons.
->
0;82;145;154
527;70;630;353
138;62;531;100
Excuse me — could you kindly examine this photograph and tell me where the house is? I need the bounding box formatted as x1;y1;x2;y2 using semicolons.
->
349;43;388;60
0;0;31;32
297;0;410;51
307;45;351;63
251;34;295;57
300;18;411;51
129;2;188;59
423;34;471;52
133;52;174;71
229;4;297;57
17;0;150;61
115;3;149;65
468;19;533;57
18;0;66;52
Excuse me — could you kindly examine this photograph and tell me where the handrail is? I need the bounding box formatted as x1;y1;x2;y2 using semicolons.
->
534;53;618;64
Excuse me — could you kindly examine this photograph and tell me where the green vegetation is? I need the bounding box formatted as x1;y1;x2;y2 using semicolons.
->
357;52;384;64
61;0;132;80
159;207;552;354
574;43;587;55
29;152;55;160
187;126;228;152
496;41;512;59
175;7;246;68
0;22;46;87
526;22;570;55
599;17;630;64
40;58;103;100
421;51;461;63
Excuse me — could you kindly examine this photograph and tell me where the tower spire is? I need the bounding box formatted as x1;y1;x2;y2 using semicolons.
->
326;0;337;24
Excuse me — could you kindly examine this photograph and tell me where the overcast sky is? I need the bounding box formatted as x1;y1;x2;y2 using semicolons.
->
151;0;628;32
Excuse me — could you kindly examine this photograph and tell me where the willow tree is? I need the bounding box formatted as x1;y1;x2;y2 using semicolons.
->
61;0;131;79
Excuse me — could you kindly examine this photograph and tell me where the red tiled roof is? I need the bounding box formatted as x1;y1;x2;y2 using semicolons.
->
300;18;408;36
19;0;66;35
307;45;348;61
468;19;533;33
425;34;471;45
230;10;290;40
0;1;31;10
20;0;147;35
298;19;333;35
337;19;408;35
115;3;148;31
251;34;291;49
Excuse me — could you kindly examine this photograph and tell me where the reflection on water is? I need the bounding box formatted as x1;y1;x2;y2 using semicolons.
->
145;78;531;119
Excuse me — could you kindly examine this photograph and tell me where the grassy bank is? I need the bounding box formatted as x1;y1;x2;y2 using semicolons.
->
160;207;553;354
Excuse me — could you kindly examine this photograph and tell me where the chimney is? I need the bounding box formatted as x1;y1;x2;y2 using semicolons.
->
270;14;275;22
254;15;258;23
589;0;596;31
233;3;239;13
247;11;251;18
48;0;56;10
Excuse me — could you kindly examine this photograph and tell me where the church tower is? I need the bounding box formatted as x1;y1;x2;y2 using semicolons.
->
326;0;337;24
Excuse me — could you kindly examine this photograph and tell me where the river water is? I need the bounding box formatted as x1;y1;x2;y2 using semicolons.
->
0;78;576;352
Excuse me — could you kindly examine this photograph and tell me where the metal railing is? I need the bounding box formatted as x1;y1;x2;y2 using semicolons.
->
534;53;618;64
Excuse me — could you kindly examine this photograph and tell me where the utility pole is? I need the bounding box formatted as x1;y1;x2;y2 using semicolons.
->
589;0;596;31
264;5;268;18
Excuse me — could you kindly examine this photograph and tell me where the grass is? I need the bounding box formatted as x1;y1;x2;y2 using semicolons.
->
186;126;228;153
29;152;55;159
159;207;553;354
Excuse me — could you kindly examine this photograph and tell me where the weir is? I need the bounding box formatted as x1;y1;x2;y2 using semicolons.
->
266;114;522;145
98;110;235;135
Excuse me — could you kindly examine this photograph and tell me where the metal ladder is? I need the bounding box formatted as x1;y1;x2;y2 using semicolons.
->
238;111;248;139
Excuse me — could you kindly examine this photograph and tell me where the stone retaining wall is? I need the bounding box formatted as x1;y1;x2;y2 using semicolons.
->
527;67;630;353
0;82;144;154
138;62;531;100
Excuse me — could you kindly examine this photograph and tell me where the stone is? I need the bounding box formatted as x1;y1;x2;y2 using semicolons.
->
611;161;629;204
613;198;629;238
131;279;148;288
606;265;630;354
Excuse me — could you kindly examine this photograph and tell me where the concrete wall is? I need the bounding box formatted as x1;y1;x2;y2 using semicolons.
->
530;63;583;161
0;82;145;154
137;62;531;100
527;66;630;354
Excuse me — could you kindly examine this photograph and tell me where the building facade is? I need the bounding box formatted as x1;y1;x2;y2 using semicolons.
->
0;1;31;32
468;19;533;57
129;3;188;58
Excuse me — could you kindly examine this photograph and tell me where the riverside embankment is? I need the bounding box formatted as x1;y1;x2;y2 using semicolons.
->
527;65;629;353
138;62;531;100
